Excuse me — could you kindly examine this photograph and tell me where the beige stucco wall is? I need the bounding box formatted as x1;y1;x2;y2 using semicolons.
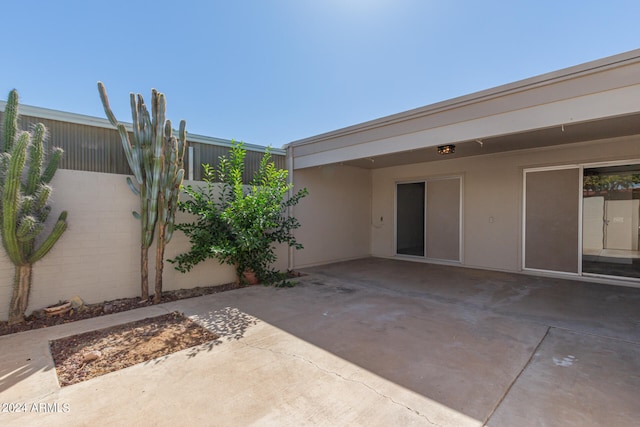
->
371;135;640;272
0;170;289;321
292;164;371;267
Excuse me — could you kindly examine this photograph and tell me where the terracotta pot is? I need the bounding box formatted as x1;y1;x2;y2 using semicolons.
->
242;270;259;285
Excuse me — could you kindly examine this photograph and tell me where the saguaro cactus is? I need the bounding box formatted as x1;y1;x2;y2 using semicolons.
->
97;82;186;302
0;89;68;324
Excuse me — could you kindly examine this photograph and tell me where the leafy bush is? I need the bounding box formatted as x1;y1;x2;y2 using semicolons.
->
169;141;307;285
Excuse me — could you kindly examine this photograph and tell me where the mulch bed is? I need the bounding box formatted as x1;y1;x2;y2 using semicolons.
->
0;282;240;337
50;311;219;386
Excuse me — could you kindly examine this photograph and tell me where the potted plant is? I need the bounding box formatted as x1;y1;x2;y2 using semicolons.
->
169;141;307;286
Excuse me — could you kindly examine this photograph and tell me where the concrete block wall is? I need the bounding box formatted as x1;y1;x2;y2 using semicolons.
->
0;169;288;321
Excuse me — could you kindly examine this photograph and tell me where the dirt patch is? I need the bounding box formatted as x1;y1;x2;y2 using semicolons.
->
50;312;218;387
0;283;240;337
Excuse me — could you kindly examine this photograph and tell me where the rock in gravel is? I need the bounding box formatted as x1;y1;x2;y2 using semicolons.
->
70;296;85;310
31;309;46;320
82;350;102;362
103;303;113;314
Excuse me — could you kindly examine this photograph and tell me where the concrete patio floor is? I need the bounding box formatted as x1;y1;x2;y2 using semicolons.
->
1;257;639;426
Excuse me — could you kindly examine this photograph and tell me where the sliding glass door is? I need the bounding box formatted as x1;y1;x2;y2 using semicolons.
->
582;165;640;279
396;182;425;256
523;162;640;281
524;168;580;273
426;179;461;261
396;177;461;261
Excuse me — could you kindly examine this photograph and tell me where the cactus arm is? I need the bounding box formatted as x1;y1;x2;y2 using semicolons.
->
97;82;119;127
175;168;185;186
151;90;159;141
16;216;43;242
1;90;19;153
28;211;67;263
137;95;152;151
38;205;51;224
146;168;160;234
97;83;143;184
130;92;139;135
164;120;172;140
165;222;175;243
122;93;144;184
2;132;30;265
26;123;45;194
126;176;140;196
119;123;142;183
41;147;62;184
143;203;155;248
18;195;34;219
146;89;164;230
136;96;145;126
34;184;51;211
154;94;165;159
130;93;145;182
178;120;187;161
139;182;149;244
164;168;185;244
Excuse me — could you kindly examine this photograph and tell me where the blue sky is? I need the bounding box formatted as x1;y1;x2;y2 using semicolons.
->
1;1;638;148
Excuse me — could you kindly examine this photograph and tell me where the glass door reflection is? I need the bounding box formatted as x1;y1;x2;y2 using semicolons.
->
583;165;640;278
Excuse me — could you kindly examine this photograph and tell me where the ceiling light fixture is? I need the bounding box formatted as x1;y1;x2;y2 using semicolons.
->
437;144;455;155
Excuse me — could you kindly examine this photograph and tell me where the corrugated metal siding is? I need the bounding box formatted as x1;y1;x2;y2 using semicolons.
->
1;112;133;175
192;143;286;182
0;111;284;183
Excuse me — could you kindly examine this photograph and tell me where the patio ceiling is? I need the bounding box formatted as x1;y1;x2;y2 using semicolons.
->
289;49;640;171
342;112;640;169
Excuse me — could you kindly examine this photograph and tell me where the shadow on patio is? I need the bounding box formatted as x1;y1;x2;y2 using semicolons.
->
222;257;640;426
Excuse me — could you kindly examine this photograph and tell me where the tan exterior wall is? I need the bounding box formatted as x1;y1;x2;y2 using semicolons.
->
292;165;371;267
371;135;640;272
0;170;290;321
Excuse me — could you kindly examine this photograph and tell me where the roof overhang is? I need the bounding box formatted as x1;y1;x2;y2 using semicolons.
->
287;49;640;170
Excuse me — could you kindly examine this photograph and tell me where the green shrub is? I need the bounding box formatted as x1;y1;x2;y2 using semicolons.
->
169;141;307;286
